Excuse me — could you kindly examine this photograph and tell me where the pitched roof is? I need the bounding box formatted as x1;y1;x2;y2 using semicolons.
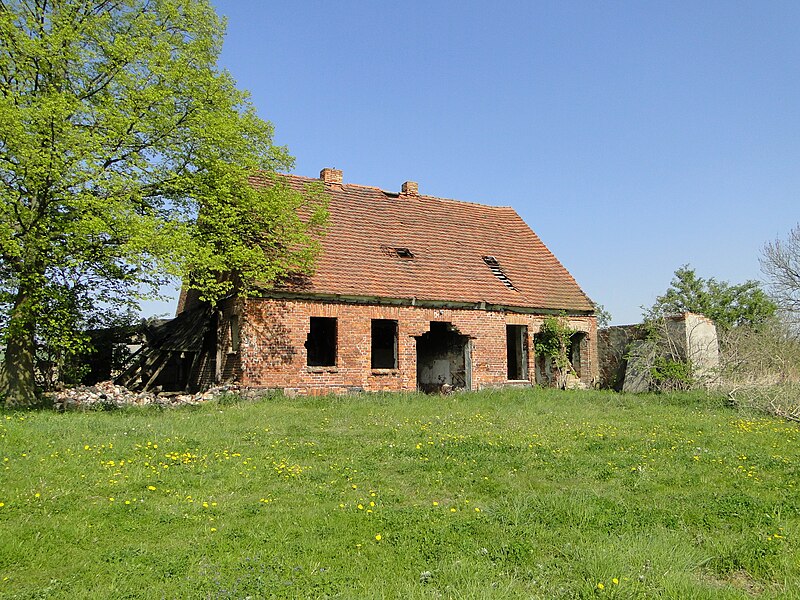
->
254;172;595;313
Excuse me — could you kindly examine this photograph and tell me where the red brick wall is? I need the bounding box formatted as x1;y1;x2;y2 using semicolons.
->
234;298;597;395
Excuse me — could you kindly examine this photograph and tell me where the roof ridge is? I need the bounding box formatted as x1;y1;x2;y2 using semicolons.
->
416;194;513;210
342;182;386;192
276;172;513;210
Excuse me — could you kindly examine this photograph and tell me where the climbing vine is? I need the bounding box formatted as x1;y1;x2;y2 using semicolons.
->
535;315;576;381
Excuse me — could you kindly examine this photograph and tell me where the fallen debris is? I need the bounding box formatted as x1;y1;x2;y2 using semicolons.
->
50;380;238;411
726;383;800;423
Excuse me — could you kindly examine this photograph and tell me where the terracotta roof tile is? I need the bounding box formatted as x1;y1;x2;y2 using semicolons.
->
255;173;594;313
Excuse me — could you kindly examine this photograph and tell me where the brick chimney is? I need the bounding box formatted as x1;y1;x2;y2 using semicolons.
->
320;168;343;184
401;181;418;195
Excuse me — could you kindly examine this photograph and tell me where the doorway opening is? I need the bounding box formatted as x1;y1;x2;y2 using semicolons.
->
569;331;587;379
415;321;471;393
506;324;529;380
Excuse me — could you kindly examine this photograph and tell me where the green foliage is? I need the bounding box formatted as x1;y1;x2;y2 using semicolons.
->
645;265;776;331
650;357;694;391
0;389;798;597
593;303;612;328
214;391;243;406
0;0;326;403
534;314;575;371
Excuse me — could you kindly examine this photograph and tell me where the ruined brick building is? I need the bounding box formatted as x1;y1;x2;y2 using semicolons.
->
122;168;598;394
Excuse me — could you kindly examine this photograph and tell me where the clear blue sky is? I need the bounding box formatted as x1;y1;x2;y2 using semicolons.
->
145;0;800;325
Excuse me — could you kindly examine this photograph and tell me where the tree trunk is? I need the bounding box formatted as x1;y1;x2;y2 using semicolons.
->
0;289;38;407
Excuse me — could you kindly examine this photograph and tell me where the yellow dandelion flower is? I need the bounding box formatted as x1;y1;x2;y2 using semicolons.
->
0;502;5;508
34;493;40;499
375;534;382;541
108;497;114;502
612;578;619;585
597;582;605;590
210;527;217;532
147;486;156;491
450;508;457;513
432;501;439;506
357;504;364;510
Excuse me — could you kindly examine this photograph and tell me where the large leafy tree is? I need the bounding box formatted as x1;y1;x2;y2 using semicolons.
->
0;0;326;406
645;265;776;331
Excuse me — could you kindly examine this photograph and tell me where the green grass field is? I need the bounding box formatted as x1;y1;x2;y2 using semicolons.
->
1;389;798;599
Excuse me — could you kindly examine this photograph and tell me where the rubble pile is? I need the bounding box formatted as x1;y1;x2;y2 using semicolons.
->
51;380;237;411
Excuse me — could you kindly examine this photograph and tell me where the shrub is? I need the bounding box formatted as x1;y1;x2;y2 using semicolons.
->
650;357;694;391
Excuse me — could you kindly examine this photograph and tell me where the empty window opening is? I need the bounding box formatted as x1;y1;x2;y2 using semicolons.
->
506;324;529;380
305;317;337;367
395;247;414;258
371;319;398;369
483;256;516;290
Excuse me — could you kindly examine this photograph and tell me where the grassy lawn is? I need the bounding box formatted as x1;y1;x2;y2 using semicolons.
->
1;388;798;599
